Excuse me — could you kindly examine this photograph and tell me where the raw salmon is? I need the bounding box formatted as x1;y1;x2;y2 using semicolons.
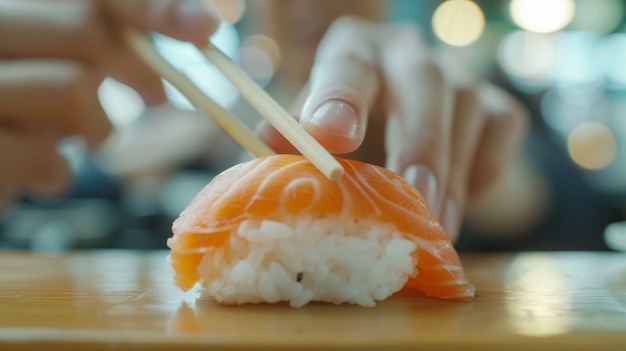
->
168;154;475;306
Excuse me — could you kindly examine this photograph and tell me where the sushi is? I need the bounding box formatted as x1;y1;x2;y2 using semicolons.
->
167;154;475;307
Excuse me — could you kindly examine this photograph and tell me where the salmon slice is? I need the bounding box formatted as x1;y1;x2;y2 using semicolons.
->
168;154;475;303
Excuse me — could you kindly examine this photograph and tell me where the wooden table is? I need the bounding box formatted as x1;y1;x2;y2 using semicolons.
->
0;250;625;350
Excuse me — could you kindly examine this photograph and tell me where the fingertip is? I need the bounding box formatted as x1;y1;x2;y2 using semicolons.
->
309;101;360;140
301;100;364;154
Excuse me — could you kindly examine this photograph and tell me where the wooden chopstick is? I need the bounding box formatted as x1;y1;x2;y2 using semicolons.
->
121;27;275;158
198;44;345;181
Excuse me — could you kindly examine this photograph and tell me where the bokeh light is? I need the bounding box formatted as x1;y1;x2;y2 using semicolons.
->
236;35;282;86
498;31;556;78
567;122;617;170
540;88;601;138
432;0;485;46
552;31;604;91
498;30;557;82
601;33;626;90
569;0;624;34
510;0;575;33
504;256;572;337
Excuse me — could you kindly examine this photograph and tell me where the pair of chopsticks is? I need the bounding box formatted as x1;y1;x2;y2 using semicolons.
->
121;27;344;181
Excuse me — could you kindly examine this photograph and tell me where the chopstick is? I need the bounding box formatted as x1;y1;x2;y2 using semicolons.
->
121;27;275;158
122;27;345;181
198;44;344;181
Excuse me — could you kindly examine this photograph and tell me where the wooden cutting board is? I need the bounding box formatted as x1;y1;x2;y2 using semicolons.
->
0;250;625;350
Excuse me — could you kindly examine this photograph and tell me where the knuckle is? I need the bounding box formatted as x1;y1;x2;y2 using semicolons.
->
390;22;423;42
314;16;378;75
398;58;445;87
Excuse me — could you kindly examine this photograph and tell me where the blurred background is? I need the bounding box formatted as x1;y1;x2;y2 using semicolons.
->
0;0;624;253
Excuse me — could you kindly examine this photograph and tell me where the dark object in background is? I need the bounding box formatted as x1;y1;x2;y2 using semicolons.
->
456;125;622;253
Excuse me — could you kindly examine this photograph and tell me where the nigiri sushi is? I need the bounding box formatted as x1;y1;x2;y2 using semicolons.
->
167;154;475;307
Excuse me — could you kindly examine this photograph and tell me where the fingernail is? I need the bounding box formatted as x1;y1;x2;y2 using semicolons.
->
310;101;359;140
403;165;437;211
441;197;459;241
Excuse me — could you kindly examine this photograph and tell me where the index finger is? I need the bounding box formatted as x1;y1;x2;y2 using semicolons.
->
380;25;454;216
298;16;381;154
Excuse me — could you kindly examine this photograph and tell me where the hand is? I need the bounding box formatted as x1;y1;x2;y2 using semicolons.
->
258;17;528;241
0;0;220;210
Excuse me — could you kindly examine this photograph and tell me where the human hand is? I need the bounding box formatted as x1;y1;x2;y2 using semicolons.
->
0;0;220;209
257;17;528;241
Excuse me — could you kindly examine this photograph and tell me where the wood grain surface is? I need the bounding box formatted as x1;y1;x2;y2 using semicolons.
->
0;250;625;350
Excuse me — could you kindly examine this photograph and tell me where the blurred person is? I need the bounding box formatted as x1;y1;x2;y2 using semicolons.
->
0;0;530;245
0;0;219;201
0;0;226;250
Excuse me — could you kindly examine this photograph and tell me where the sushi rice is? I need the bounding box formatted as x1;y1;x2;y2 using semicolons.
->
190;215;418;307
168;154;475;306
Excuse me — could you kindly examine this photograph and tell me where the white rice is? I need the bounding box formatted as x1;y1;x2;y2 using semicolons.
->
196;215;419;307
